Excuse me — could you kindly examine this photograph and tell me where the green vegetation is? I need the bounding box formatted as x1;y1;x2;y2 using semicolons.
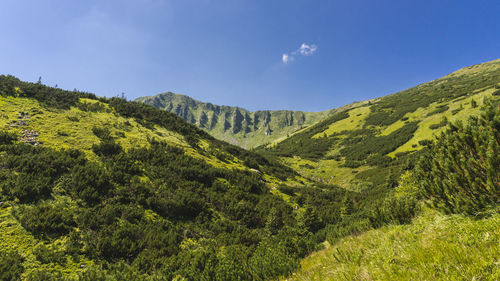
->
0;76;312;280
283;95;500;281
282;208;500;281
0;59;499;281
260;111;349;159
415;100;499;215
136;92;333;148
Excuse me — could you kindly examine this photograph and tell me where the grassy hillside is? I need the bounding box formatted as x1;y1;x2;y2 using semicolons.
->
0;59;498;281
261;58;500;190
136;92;332;148
0;75;320;280
282;207;500;281
276;61;500;281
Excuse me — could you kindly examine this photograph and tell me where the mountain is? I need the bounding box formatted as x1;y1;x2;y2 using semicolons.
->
135;92;333;148
0;59;498;281
259;58;500;190
0;75;321;280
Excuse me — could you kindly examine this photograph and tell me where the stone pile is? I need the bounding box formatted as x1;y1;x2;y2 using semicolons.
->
9;111;31;127
9;120;27;127
20;129;42;146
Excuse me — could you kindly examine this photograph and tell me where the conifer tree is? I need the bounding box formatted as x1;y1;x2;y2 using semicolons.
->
340;192;354;220
414;99;499;215
298;206;324;233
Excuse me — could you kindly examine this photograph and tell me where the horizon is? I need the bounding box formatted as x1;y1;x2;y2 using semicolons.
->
1;0;499;111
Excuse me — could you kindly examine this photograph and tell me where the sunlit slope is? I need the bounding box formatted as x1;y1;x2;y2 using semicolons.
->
262;58;500;189
136;92;333;148
282;208;500;281
0;79;294;175
0;75;311;280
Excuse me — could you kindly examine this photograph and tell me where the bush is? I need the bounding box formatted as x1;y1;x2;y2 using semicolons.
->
15;201;75;238
414;101;499;215
249;239;299;280
92;140;123;157
0;251;24;281
0;131;17;145
71;162;112;204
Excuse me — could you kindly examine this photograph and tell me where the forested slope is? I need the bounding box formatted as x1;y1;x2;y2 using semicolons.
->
260;59;500;191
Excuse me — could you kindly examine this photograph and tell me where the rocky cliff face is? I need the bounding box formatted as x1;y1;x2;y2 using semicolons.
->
136;92;333;148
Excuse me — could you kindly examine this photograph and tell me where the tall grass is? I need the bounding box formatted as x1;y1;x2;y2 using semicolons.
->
282;208;500;281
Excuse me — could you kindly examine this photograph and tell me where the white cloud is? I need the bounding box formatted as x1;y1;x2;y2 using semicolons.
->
282;53;293;64
298;43;317;56
282;42;318;63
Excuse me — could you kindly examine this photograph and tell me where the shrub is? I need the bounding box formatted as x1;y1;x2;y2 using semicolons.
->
0;251;24;281
414;100;499;215
0;131;17;145
15;201;75;238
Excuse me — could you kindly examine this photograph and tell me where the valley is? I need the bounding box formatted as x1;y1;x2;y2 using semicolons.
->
0;58;499;280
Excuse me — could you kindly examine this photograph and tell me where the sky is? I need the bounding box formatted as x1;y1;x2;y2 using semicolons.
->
1;0;499;111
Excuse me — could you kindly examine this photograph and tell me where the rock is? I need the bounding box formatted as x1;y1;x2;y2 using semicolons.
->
9;120;27;127
20;129;41;146
18;112;31;119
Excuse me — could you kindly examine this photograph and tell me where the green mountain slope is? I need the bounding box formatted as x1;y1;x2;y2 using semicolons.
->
136;92;333;148
0;75;320;280
260;58;500;190
283;208;500;281
282;93;500;281
0;59;498;281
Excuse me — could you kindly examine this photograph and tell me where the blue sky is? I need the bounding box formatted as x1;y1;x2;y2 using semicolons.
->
1;0;499;111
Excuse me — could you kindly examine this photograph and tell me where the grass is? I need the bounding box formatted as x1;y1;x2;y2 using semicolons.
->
0;95;253;172
312;106;371;139
0;203;93;280
280;157;370;189
0;96;186;159
387;87;495;156
276;87;498;188
282;207;500;281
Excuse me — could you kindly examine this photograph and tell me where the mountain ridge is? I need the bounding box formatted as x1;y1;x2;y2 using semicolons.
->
136;92;334;148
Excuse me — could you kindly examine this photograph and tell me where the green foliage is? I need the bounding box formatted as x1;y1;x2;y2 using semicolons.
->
33;244;66;265
92;140;123;157
0;144;85;202
249;239;299;280
414;101;500;215
92;126;113;141
0;134;306;280
340;122;419;162
71;162;112;205
0;75;92;109
297;206;324;233
426;104;449;117
0;251;25;281
0;131;17;145
263;111;349;159
15;201;75;238
429;117;448;130
364;66;500;126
